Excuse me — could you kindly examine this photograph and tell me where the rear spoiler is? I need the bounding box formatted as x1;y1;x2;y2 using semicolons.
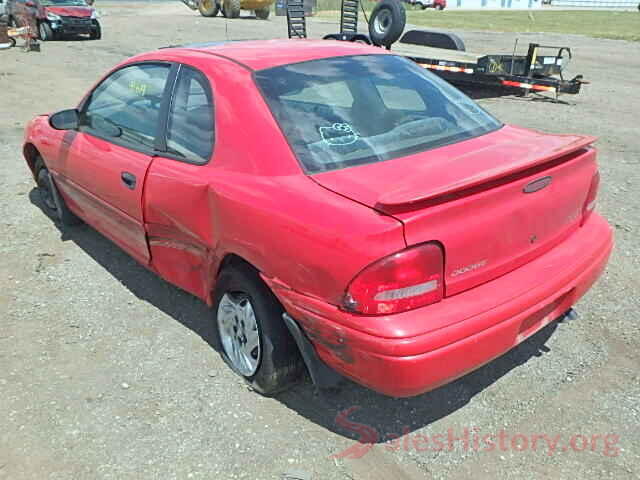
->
376;134;596;209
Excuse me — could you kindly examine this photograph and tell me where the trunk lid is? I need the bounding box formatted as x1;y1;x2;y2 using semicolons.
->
311;125;598;296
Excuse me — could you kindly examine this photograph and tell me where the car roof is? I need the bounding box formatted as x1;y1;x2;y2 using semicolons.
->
163;39;392;71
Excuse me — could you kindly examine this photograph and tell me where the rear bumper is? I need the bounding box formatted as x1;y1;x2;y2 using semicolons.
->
266;213;613;397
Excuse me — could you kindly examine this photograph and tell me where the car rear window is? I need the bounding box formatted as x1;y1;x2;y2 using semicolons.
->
254;54;502;173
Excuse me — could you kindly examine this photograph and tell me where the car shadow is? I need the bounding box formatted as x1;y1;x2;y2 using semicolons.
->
277;323;557;444
29;187;562;443
29;188;220;352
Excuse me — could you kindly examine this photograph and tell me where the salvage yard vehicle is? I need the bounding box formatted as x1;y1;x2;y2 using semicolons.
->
404;0;446;10
24;40;613;397
1;7;40;50
0;16;13;49
6;0;100;41
180;0;274;19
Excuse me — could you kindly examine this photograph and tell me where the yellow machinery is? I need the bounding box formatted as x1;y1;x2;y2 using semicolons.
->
181;0;275;19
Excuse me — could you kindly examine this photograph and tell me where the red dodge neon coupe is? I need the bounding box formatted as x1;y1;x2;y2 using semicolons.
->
23;40;613;397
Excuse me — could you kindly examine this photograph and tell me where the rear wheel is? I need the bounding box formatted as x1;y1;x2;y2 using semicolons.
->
198;0;220;17
213;263;304;395
35;158;82;226
254;6;270;19
222;0;241;18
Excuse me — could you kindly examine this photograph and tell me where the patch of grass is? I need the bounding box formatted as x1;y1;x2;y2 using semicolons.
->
316;7;640;42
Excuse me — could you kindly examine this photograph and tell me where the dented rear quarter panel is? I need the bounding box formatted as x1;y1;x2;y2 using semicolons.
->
141;51;405;305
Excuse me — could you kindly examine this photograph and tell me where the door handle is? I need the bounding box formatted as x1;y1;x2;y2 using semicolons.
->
121;172;137;190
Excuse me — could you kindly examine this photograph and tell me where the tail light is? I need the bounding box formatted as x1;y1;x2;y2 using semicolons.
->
342;243;444;315
580;171;600;226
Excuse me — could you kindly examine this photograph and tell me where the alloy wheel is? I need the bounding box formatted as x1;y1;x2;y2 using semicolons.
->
217;293;261;376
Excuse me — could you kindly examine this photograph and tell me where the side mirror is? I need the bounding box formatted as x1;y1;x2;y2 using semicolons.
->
25;1;36;7
49;109;79;130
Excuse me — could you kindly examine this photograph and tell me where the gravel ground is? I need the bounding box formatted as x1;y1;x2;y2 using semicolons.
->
0;4;638;479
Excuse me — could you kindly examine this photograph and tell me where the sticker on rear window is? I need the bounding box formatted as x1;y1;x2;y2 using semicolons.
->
319;123;359;146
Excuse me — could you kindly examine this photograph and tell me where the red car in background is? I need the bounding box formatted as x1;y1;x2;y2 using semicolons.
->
410;0;446;10
23;40;612;397
7;0;100;41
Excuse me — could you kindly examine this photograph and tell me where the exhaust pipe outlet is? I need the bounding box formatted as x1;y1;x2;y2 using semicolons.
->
561;308;579;322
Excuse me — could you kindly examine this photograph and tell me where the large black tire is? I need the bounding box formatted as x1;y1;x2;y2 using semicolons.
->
198;0;220;17
222;0;241;18
38;21;54;41
213;263;304;395
368;0;406;48
254;6;270;19
90;21;101;39
34;158;82;226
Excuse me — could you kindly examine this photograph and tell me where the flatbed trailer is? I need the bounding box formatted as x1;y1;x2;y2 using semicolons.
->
286;0;585;99
393;40;583;97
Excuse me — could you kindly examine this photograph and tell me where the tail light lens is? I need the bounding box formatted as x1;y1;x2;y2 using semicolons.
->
342;243;444;315
581;171;600;226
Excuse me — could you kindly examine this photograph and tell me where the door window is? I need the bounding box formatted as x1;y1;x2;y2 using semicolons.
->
81;63;171;150
165;66;214;164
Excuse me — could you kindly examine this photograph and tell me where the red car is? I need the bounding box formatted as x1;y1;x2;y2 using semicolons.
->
23;40;613;397
410;0;446;10
7;0;100;41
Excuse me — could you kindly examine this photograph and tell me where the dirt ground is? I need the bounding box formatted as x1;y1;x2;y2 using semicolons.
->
0;3;639;479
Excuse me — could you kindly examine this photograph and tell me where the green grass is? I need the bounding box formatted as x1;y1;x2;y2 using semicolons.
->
315;6;640;42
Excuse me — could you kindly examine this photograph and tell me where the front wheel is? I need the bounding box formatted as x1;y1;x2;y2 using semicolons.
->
38;22;54;41
90;22;101;39
254;6;270;19
435;4;444;9
35;158;82;226
213;263;304;395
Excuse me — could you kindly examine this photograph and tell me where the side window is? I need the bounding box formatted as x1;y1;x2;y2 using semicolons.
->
165;66;214;164
81;63;171;150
